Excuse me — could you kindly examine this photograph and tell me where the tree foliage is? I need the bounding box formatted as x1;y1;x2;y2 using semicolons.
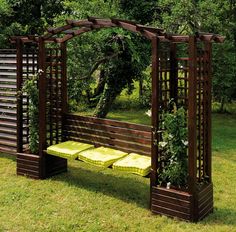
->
0;0;234;115
0;0;69;47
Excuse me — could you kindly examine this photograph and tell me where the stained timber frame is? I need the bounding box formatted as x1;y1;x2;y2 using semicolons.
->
10;17;224;222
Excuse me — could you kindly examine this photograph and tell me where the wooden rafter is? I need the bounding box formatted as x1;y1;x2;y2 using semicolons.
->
10;17;225;44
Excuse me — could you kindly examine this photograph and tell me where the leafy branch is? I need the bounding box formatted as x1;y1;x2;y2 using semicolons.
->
22;74;39;154
158;101;188;188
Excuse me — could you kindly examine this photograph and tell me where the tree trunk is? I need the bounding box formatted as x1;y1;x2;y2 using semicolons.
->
93;85;119;118
86;69;106;107
93;69;106;97
219;97;225;113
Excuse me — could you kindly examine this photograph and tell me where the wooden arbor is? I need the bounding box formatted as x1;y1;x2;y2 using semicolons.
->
11;17;224;222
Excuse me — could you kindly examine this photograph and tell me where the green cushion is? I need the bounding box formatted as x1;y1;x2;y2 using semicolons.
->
78;146;128;167
47;141;94;160
112;153;151;176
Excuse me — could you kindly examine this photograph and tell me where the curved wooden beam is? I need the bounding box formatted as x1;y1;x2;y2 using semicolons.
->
43;17;159;41
39;17;225;43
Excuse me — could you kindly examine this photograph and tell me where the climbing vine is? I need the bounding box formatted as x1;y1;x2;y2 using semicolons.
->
22;73;39;154
158;102;188;188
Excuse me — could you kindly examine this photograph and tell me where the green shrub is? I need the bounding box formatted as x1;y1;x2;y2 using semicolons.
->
158;103;188;188
22;74;39;154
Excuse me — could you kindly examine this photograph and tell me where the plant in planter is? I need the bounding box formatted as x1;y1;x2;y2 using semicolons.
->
158;102;188;189
22;73;39;154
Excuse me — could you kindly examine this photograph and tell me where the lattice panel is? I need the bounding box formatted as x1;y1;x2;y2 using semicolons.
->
196;45;210;182
156;44;172;172
176;57;189;107
46;47;63;146
157;43;191;173
22;48;38;150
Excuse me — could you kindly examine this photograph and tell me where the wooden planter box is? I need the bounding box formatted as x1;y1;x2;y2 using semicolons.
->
17;153;67;179
151;184;213;222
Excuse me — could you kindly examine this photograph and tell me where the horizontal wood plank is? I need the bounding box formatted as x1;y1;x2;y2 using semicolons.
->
63;113;152;156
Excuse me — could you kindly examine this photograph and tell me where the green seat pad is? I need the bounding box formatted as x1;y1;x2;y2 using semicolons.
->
78;146;128;167
47;141;94;160
112;153;151;176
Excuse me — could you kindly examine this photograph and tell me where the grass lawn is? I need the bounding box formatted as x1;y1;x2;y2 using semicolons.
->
0;112;236;232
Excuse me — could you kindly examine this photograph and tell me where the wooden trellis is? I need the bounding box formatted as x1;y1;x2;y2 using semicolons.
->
9;17;224;221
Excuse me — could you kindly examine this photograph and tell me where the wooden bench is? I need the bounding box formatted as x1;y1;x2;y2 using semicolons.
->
63;113;152;156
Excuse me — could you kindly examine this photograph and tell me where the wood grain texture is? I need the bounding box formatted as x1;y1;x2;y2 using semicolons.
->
64;113;152;156
151;184;213;222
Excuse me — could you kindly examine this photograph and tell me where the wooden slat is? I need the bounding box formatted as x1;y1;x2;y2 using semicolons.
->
0;127;16;135
17;162;40;172
152;198;190;214
65;114;151;132
66;132;151;154
63;113;152;156
65;136;150;156
17;153;40;161
152;192;191;208
64;122;151;139
0;146;16;154
152;204;191;221
17;167;40;176
64;125;151;145
152;186;191;201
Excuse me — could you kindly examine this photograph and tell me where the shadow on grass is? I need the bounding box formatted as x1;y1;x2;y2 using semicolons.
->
51;164;236;226
202;207;236;226
52;164;150;209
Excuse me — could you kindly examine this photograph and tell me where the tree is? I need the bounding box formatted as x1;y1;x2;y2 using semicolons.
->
213;41;236;112
118;0;161;24
157;0;236;111
0;0;69;47
93;33;148;117
57;1;152;117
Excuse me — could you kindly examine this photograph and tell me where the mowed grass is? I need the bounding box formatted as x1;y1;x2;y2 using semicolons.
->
0;113;236;232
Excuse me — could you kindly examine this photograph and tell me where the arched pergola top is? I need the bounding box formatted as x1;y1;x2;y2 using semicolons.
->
44;17;165;42
10;16;225;44
12;15;226;222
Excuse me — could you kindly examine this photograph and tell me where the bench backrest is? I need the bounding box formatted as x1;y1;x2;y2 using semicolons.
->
63;113;152;156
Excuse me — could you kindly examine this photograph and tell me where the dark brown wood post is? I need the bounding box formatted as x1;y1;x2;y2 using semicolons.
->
61;42;68;114
151;36;160;187
61;42;68;142
16;38;23;153
38;37;47;178
188;36;198;194
169;43;178;102
204;41;212;182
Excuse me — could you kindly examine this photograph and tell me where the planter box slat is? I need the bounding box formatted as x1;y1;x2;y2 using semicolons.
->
151;184;213;222
152;204;191;221
152;198;191;214
152;192;191;208
152;186;191;200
